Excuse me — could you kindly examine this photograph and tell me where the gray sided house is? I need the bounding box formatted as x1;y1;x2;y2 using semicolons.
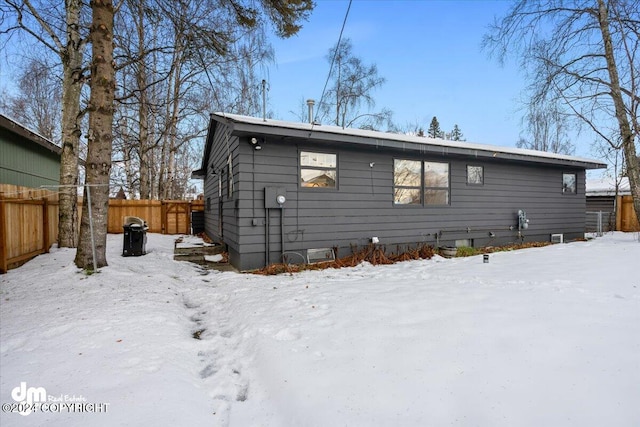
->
0;114;61;187
194;113;606;271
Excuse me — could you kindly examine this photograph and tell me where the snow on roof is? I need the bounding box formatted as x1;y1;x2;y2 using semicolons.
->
213;112;606;168
586;176;631;196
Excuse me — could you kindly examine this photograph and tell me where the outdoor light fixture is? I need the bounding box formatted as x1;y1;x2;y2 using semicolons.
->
250;137;262;151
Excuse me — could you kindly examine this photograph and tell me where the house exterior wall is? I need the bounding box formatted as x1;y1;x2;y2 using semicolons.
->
204;122;588;271
203;123;242;263
0;127;60;187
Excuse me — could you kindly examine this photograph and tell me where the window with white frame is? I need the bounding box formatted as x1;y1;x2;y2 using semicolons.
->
300;151;337;188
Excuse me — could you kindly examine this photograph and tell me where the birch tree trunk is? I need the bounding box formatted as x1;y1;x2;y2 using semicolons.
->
75;0;115;270
6;0;88;248
597;0;640;226
58;0;85;247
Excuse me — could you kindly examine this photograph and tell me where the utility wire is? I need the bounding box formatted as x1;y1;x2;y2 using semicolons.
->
313;0;353;128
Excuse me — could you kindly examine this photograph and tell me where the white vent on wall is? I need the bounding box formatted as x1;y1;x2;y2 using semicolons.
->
307;248;336;264
551;233;564;244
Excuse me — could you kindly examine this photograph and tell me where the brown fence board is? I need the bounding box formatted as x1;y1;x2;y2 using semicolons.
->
1;184;203;273
108;200;163;233
0;184;59;273
617;195;640;232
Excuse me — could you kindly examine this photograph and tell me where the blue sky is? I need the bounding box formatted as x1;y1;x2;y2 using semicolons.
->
266;0;542;151
0;0;600;160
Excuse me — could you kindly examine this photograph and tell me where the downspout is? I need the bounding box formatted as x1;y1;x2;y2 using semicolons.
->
281;208;285;262
265;208;270;267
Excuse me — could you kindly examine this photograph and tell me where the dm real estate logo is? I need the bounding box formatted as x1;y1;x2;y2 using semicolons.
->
11;382;46;416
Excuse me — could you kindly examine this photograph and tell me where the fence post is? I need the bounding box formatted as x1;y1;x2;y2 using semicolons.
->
597;211;603;237
0;193;7;273
187;202;192;235
161;201;166;234
615;195;621;231
43;197;50;253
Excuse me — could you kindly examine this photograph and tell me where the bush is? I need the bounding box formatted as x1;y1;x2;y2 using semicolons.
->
455;246;480;257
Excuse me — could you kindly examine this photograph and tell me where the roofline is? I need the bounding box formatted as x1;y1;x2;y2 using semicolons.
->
210;113;606;170
0;113;61;156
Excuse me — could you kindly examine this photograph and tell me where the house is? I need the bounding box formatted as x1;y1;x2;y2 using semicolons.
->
586;176;639;232
194;113;606;271
0;113;61;187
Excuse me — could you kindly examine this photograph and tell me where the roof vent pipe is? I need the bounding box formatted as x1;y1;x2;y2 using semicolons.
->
306;99;315;124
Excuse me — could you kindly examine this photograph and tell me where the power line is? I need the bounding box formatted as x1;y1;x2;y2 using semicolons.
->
313;0;353;127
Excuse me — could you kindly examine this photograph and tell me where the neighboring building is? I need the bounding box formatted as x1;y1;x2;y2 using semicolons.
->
586;176;638;232
194;113;606;271
0;113;61;187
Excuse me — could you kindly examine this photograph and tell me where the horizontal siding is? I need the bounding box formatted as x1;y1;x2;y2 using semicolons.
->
202;123;240;251
0;131;60;187
203;134;590;270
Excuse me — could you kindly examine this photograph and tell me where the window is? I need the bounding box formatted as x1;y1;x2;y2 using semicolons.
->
206;197;211;212
563;173;577;194
300;151;337;188
394;159;421;204
467;165;484;185
424;161;449;205
394;160;450;205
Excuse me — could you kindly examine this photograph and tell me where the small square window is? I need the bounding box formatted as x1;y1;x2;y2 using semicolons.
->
467;165;484;185
563;173;577;194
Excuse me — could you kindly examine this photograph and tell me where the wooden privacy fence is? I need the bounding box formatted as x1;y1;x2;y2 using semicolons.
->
107;199;204;234
617;195;640;232
0;185;59;274
0;184;204;273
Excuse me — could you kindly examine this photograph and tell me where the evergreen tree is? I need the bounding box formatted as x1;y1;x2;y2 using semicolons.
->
450;124;464;141
427;116;443;138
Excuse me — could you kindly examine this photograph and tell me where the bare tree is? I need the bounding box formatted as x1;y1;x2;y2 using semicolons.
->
388;120;426;137
318;38;391;129
112;0;284;201
2;0;90;248
517;100;574;154
1;57;62;142
484;0;640;225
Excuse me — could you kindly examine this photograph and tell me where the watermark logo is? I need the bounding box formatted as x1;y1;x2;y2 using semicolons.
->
2;383;110;416
10;382;46;416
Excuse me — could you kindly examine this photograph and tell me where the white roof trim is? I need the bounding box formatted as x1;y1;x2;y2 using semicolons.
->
214;113;605;168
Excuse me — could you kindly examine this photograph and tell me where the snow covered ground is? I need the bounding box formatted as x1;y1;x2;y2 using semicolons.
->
1;232;639;427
